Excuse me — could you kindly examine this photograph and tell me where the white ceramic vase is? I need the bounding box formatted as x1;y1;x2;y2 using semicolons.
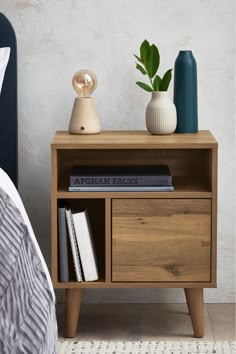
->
146;91;177;135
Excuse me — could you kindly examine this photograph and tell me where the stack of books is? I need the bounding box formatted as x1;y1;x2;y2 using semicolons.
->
68;165;174;192
58;207;99;282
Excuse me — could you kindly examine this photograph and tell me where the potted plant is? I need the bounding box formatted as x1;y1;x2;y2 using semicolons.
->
134;39;177;135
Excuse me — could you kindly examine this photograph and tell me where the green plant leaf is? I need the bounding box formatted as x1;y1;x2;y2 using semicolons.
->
159;69;172;91
140;39;150;66
133;54;143;64
136;63;146;75
146;44;160;78
136;81;153;92
153;75;161;91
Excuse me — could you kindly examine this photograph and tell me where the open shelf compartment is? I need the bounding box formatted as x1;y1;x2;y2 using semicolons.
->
56;198;106;284
56;148;213;194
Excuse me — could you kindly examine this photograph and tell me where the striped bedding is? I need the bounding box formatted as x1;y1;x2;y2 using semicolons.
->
0;183;58;353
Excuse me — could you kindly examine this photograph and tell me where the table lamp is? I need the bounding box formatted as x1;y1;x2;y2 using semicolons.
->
68;69;101;134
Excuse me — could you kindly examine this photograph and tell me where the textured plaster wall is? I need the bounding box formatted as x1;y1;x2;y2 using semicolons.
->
1;0;235;303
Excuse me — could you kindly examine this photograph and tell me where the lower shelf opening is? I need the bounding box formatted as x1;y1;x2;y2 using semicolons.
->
57;198;105;283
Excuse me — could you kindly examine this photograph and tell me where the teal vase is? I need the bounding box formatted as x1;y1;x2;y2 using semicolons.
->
174;50;198;133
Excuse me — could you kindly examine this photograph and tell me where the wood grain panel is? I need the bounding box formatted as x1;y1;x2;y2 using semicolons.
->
53;281;216;289
211;148;218;284
112;199;211;282
105;198;112;282
52;130;217;149
51;148;58;284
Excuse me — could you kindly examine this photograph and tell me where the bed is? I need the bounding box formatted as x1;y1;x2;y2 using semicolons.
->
0;13;58;353
0;13;17;187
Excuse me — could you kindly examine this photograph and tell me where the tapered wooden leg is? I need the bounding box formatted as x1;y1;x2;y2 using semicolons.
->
184;288;191;315
184;288;204;338
65;289;83;337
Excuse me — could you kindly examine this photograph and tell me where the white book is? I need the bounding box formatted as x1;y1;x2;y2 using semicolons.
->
72;209;99;282
65;209;83;282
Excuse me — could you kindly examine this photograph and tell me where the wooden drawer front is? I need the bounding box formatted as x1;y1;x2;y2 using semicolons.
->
112;199;211;282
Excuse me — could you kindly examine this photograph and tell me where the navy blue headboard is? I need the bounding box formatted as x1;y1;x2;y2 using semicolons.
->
0;13;18;187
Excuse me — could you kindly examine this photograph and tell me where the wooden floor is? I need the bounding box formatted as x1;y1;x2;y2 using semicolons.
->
57;303;235;341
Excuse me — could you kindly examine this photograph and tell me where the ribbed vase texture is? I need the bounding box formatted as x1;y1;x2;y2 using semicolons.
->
146;91;177;135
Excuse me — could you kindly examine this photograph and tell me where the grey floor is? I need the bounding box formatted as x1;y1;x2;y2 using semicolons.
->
57;303;236;341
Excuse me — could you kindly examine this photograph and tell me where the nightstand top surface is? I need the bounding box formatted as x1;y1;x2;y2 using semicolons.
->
51;130;217;149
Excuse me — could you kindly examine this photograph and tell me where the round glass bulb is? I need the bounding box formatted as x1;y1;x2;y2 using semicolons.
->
72;69;97;97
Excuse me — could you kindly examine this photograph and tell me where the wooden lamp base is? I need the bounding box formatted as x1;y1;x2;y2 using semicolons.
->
69;97;101;134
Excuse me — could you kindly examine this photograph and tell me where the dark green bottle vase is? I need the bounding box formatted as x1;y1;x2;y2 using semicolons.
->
174;50;198;133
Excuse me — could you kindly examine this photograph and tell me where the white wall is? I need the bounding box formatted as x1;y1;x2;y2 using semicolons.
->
2;0;235;303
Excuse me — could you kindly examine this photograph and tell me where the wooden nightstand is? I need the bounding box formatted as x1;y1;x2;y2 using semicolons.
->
51;130;217;338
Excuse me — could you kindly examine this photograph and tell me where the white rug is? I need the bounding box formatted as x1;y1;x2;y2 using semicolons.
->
58;341;236;354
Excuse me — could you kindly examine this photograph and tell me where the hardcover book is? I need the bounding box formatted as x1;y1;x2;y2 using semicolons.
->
65;209;83;282
70;165;172;187
72;209;99;282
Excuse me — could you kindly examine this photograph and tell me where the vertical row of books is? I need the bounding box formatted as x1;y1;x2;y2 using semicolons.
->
58;206;99;282
68;164;174;192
